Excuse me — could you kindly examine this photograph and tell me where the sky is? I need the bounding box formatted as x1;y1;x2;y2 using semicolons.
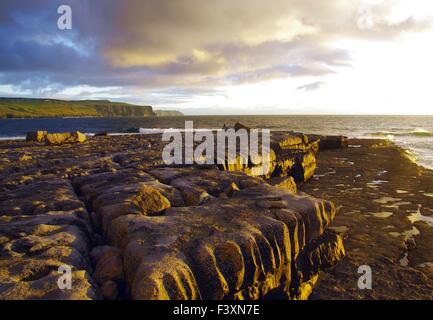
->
0;0;433;115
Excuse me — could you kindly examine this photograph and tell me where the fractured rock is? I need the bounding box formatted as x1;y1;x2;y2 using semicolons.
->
45;131;87;145
0;133;347;300
129;185;171;216
92;246;124;285
0;180;99;300
268;176;297;193
98;167;343;300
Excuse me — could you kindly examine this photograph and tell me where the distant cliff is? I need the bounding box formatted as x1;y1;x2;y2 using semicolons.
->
0;98;156;118
154;110;184;116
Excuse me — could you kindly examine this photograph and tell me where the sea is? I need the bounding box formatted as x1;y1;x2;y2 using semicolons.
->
1;115;432;169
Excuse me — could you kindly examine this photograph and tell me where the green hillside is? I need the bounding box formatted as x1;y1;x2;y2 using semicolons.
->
0;98;156;118
154;110;184;116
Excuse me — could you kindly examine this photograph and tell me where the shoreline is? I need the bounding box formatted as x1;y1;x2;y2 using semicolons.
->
0;133;432;299
1;132;431;170
301;139;433;299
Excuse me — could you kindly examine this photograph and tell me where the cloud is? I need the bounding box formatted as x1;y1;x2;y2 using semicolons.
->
0;0;431;106
99;0;432;68
297;81;327;91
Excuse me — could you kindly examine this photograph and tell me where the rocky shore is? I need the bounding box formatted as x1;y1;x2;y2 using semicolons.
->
302;139;433;299
0;131;431;300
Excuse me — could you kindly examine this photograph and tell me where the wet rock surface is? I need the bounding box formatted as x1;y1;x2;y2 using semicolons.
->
0;132;349;300
302;139;433;299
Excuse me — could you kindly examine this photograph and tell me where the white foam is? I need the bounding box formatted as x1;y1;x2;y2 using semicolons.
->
0;136;25;141
139;127;224;134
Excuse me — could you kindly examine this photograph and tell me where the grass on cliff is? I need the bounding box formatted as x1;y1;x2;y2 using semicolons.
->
0;98;155;118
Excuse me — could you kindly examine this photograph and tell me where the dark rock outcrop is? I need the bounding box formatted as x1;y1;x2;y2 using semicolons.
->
94;132;109;137
215;127;320;184
26;131;47;142
307;134;349;150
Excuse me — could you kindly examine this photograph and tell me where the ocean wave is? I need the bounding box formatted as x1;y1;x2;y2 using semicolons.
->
367;129;433;138
0;136;25;141
410;129;433;137
390;142;433;170
138;128;231;134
